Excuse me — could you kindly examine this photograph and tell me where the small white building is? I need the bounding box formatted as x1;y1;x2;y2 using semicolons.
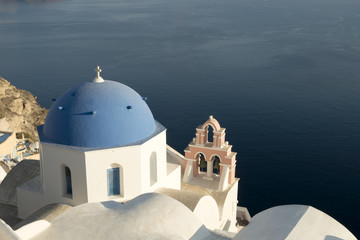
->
0;132;16;161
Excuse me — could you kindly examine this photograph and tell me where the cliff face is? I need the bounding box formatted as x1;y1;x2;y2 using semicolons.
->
0;77;47;140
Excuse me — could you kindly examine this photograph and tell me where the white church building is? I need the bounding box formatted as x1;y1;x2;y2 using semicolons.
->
15;66;239;232
0;67;356;240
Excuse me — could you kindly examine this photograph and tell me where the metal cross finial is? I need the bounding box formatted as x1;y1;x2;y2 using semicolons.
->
95;66;102;78
93;66;104;83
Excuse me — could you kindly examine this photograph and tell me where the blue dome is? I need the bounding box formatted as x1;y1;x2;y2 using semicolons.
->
40;80;157;148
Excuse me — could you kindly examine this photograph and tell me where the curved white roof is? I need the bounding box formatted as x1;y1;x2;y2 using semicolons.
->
233;205;356;240
21;193;228;240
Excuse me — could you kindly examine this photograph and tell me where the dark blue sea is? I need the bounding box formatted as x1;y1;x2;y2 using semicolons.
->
0;0;359;237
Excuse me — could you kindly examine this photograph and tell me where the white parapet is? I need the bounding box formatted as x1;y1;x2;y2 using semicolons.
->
218;165;229;191
15;220;51;240
236;206;251;222
182;159;194;183
0;219;22;240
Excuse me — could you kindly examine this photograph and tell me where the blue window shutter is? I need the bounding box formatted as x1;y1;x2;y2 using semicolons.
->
107;168;120;196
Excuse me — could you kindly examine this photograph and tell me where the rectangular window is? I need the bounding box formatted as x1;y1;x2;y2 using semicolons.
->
107;168;120;196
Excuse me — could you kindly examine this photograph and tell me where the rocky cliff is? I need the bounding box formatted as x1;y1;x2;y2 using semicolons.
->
0;77;47;141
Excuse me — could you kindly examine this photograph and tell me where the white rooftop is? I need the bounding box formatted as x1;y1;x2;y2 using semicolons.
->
13;193;229;240
233;205;357;240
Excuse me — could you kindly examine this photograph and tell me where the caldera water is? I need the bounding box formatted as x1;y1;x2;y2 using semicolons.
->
0;0;359;236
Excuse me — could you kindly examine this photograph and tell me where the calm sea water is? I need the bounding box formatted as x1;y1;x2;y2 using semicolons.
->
0;0;359;236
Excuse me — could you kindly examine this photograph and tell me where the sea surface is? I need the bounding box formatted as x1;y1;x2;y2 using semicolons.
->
0;0;359;236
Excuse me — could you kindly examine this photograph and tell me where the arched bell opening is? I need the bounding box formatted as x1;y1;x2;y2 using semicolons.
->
212;156;221;175
196;153;207;173
206;125;214;143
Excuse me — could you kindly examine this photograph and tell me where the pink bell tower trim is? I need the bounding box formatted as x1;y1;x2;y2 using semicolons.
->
183;115;237;191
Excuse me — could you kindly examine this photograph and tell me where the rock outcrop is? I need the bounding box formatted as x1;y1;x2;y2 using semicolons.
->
0;77;47;140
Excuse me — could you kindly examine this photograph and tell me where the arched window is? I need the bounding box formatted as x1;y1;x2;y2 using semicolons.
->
213;156;220;174
207;125;214;143
198;153;207;173
64;166;72;195
150;152;157;186
107;167;120;196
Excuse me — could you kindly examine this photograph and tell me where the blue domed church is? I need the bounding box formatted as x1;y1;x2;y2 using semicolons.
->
17;67;181;218
2;67;355;240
